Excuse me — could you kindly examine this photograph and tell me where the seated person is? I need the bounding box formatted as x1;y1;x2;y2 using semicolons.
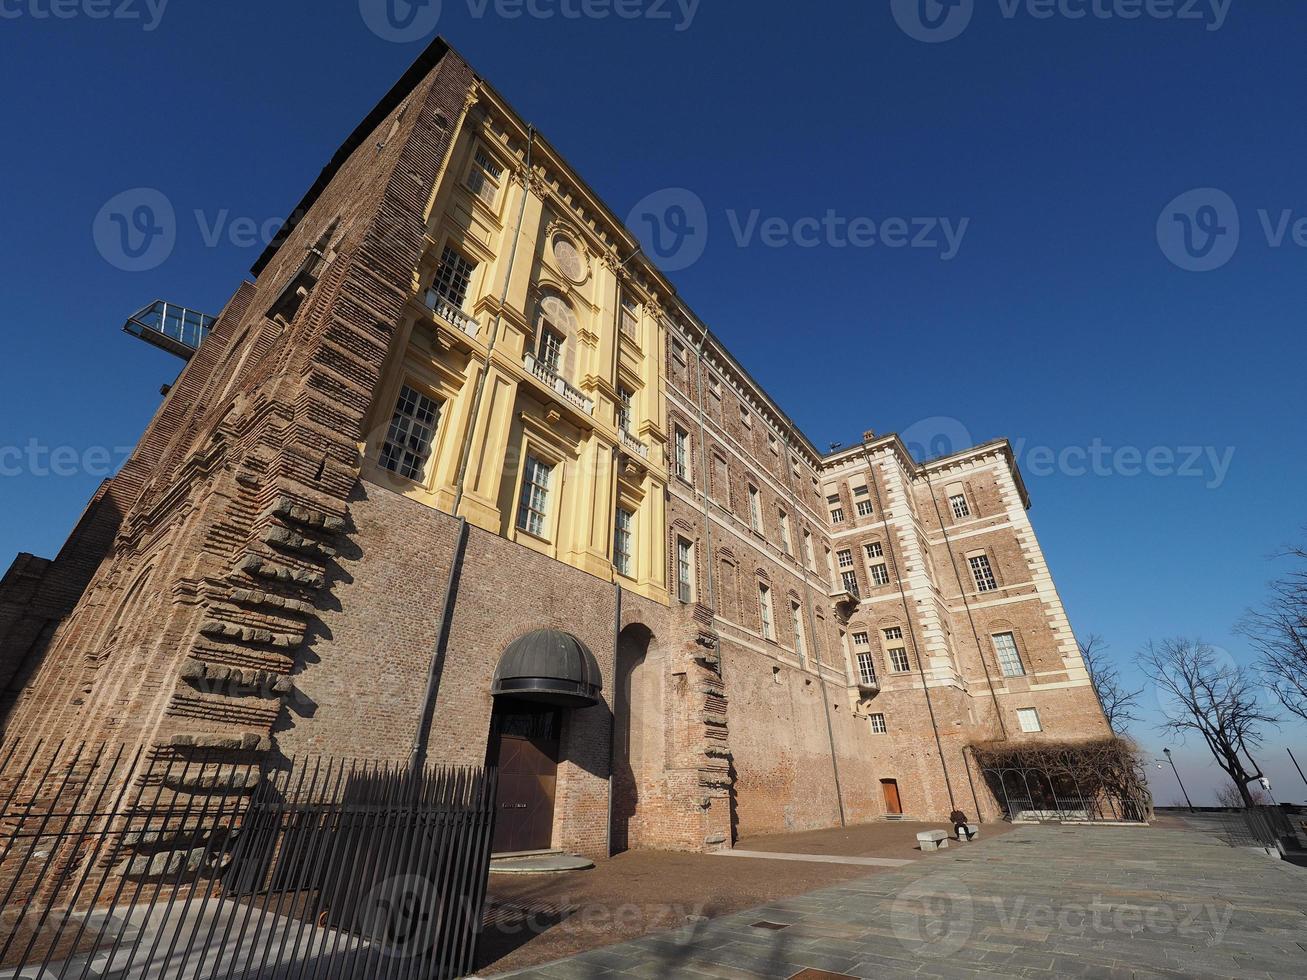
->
950;809;974;840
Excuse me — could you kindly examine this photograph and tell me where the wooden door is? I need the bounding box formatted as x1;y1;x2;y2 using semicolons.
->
488;710;559;854
881;778;902;815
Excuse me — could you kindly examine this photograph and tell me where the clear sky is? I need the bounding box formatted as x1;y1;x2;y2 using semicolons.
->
2;1;1304;803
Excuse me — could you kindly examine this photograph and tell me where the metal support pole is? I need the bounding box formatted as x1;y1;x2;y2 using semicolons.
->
1164;748;1194;811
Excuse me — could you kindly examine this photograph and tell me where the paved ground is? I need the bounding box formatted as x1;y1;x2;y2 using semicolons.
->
476;821;981;975
488;824;1307;979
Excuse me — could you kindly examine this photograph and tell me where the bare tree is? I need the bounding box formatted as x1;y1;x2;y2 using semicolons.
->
1136;637;1278;808
1239;539;1307;724
1215;781;1268;808
1079;633;1143;733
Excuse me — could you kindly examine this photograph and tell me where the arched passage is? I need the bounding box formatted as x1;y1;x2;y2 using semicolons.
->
610;623;662;853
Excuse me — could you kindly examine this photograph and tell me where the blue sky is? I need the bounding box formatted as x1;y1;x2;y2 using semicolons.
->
1;1;1304;803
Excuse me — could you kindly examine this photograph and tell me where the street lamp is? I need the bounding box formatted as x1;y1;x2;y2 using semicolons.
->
1163;748;1194;812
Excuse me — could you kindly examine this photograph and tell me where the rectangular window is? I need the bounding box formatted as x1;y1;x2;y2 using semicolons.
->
791;602;806;660
779;511;793;555
467;146;503;206
869;563;890;586
856;652;878;687
672;338;687;365
950;493;971;519
803;530;815;569
712;454;730;505
856;499;874;517
853;631;870;647
865;542;884;559
620;293;639;339
617;386;634;434
748;485;762;531
993;632;1025;677
827;494;845;524
758;583;775;640
677;537;694;603
868;712;888;735
889;647;911;673
837;549;854;569
1017;707;1042;733
674;427;691;482
884;626;904;641
431;245;476;308
614;508;634;577
379;384;440;481
516;455;554;538
767;433;779;455
740;404;751;428
840;570;860;596
969;554;998;593
539;326;565;374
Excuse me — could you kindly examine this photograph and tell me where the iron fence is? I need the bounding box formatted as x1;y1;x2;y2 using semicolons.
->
0;740;496;979
981;765;1151;823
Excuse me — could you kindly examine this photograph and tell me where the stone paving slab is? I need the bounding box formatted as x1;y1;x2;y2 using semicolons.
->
488;825;1307;979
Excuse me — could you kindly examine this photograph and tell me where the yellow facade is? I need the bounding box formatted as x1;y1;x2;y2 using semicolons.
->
359;84;670;606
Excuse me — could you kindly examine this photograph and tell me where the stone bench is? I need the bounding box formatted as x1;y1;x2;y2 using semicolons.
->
917;830;949;852
956;824;980;842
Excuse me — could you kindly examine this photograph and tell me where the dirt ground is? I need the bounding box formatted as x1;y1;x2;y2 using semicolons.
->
474;819;1013;975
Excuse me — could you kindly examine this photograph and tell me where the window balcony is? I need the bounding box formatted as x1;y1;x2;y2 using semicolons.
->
619;427;650;460
831;587;859;608
523;352;595;415
857;676;881;697
425;289;479;338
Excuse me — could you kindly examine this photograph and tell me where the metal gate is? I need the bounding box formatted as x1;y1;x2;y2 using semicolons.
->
0;740;497;979
981;765;1150;823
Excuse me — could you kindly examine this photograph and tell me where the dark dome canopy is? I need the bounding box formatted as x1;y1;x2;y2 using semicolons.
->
492;630;602;708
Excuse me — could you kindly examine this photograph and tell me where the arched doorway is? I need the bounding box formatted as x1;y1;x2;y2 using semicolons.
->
611;624;661;853
487;630;601;854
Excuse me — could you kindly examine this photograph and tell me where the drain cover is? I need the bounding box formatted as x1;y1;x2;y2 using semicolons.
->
751;920;790;930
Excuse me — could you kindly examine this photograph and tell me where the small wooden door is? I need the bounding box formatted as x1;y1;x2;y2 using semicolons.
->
488;709;560;854
881;778;903;815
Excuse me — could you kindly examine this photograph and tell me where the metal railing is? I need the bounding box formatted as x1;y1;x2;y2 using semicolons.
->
522;353;595;415
981;766;1151;823
424;289;479;338
122;300;215;360
0;740;496;980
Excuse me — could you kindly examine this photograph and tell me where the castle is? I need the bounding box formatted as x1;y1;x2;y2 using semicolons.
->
0;38;1109;857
